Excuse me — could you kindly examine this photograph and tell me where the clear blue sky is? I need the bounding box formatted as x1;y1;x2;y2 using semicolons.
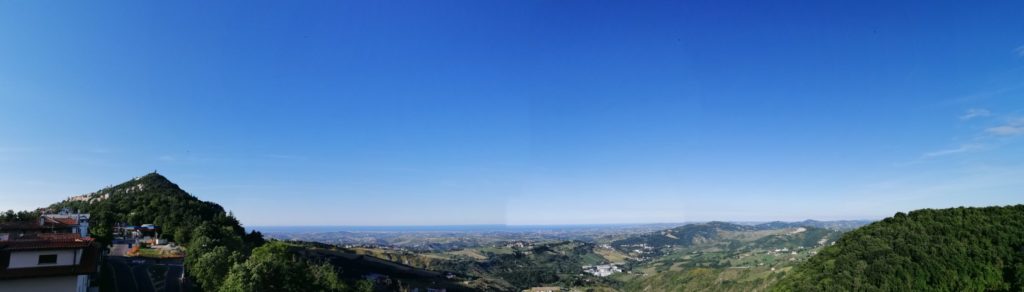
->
2;1;1023;226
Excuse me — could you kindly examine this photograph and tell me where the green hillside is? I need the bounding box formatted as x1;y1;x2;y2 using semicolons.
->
49;172;257;247
48;173;371;292
772;205;1024;291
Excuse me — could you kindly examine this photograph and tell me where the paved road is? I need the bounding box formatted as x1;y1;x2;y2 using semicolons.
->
107;257;138;292
166;265;182;292
132;259;155;292
106;256;187;292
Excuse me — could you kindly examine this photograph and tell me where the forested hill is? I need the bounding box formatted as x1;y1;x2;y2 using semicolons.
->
49;173;370;291
50;172;258;247
771;205;1024;291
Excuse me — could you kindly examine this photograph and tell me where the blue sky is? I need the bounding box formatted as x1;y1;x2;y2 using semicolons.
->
2;1;1023;226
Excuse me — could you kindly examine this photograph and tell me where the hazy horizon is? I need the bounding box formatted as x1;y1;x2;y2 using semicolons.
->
246;219;877;235
3;1;1024;226
248;218;877;229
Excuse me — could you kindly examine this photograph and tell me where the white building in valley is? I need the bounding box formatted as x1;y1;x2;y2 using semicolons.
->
582;264;622;277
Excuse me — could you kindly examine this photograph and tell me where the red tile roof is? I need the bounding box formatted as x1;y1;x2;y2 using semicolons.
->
0;234;94;251
40;217;77;227
51;217;77;225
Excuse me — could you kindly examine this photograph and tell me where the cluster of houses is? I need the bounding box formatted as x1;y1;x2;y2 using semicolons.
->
616;243;655;261
340;243;414;253
582;264;622;277
523;287;561;292
619;243;654;254
0;210;98;292
503;240;533;249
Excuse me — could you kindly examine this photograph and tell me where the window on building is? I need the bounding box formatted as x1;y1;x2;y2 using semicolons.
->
38;254;58;265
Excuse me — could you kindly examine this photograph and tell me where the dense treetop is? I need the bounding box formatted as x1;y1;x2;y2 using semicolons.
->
771;205;1024;291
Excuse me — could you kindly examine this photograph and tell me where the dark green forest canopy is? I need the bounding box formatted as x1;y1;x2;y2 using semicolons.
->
771;205;1024;291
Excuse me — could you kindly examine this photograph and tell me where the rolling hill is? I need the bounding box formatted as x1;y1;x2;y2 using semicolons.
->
611;220;863;249
612;221;757;248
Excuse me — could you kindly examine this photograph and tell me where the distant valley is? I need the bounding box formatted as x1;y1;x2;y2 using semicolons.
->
253;221;870;252
258;220;870;291
255;223;706;252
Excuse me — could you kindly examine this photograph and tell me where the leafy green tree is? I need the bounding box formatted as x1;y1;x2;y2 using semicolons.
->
244;230;267;250
309;262;349;291
219;242;361;292
0;209;39;223
88;203;115;246
1;210;15;222
192;246;243;291
219;242;318;292
353;280;374;292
